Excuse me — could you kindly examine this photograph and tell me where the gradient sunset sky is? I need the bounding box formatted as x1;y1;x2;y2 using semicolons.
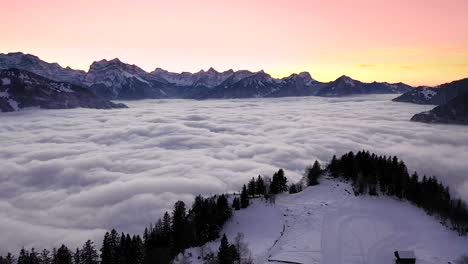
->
2;0;468;86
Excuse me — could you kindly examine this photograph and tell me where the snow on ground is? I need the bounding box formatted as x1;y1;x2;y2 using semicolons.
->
1;77;11;85
420;88;436;100
8;99;19;111
181;178;467;264
178;200;284;263
0;89;9;98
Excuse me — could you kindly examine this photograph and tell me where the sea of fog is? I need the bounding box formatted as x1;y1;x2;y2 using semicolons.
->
0;94;467;253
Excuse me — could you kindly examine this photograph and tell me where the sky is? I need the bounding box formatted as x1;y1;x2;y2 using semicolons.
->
2;0;468;85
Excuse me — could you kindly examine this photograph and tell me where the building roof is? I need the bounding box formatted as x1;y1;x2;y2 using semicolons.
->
396;251;416;259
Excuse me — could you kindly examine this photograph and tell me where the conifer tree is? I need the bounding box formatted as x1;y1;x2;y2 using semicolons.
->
0;253;15;264
172;201;187;254
216;194;232;224
232;197;240;210
80;240;98;264
17;248;28;264
307;160;322;186
255;175;266;196
240;185;249;208
217;234;232;264
247;178;256;197
289;184;298;194
73;249;80;264
101;230;120;264
55;245;72;264
40;249;51;264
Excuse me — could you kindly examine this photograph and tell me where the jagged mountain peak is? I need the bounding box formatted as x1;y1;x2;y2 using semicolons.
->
336;75;354;81
207;67;218;73
153;67;169;74
298;71;313;80
0;52;85;85
88;58;146;75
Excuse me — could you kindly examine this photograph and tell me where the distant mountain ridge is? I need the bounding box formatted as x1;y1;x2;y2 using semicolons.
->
0;52;86;85
392;78;468;125
0;68;127;112
393;78;468;105
0;52;416;100
410;94;468;125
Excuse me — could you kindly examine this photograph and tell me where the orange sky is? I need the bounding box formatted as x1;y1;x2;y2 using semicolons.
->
2;0;468;86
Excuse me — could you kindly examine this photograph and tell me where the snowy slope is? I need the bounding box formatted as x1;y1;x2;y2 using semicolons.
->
179;178;467;264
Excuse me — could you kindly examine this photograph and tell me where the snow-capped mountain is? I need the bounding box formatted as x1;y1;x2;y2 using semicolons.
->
0;52;85;85
0;69;127;112
313;75;412;96
0;52;416;100
411;94;468;125
393;78;468;105
84;58;175;100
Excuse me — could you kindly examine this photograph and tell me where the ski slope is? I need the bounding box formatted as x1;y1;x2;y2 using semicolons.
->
177;178;467;264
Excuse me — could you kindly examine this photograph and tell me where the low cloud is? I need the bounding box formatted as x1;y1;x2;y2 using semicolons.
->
0;95;467;253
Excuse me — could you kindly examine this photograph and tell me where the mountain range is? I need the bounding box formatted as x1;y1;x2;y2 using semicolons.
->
0;68;127;112
0;52;413;100
393;78;468;105
393;78;468;125
2;51;467;123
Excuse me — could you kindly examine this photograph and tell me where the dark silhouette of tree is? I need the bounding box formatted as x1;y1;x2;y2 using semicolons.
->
172;201;187;254
216;194;232;225
247;177;256;197
217;234;233;264
289;184;298;194
240;185;249;209
55;245;72;264
306;160;322;186
232;197;240;210
100;230;120;264
255;175;266;196
40;249;51;264
0;253;15;264
73;249;80;264
80;240;99;264
270;169;288;194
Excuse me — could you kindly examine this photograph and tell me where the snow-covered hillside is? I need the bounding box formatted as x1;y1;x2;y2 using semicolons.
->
178;178;467;264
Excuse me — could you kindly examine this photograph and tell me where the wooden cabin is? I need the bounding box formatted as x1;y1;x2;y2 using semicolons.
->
394;251;416;264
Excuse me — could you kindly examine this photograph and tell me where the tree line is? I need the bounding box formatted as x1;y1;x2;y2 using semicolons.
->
327;150;468;235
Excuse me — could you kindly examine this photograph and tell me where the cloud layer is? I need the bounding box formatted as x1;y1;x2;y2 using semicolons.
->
1;95;467;253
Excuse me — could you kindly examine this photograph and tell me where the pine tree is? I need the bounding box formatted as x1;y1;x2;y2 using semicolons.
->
55;245;72;264
40;249;51;264
232;197;240;210
0;253;15;264
306;160;322;186
270;169;288;194
101;230;120;264
217;234;232;264
247;178;256;197
216;194;232;225
172;201;187;254
80;240;98;264
240;185;249;209
289;184;298;194
131;236;144;264
17;248;29;264
73;249;80;264
255;176;266;196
